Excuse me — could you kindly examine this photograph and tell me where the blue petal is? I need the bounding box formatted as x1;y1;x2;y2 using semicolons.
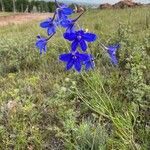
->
106;43;120;65
80;40;87;51
36;40;45;49
60;4;68;9
78;53;89;61
62;8;73;15
58;11;67;20
108;44;120;49
36;38;47;54
40;20;50;28
36;41;41;48
108;47;115;53
107;44;120;56
43;45;47;53
85;61;95;71
59;53;72;62
64;32;76;41
107;44;120;54
71;40;78;51
81;54;95;71
77;30;84;35
74;59;81;72
47;26;56;35
85;59;95;71
83;33;97;42
60;19;72;28
66;59;74;70
110;54;118;65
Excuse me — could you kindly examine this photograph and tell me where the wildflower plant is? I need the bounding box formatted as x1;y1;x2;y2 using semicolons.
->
36;0;120;72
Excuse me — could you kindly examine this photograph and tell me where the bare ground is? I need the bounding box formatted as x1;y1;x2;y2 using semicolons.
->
0;13;53;26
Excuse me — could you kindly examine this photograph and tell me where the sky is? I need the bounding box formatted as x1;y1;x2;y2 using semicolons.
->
49;0;150;4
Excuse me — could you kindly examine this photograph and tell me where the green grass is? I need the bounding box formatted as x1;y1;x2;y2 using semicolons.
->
0;7;150;150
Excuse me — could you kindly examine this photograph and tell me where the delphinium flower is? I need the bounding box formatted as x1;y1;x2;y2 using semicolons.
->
55;0;73;27
64;30;97;51
59;51;90;72
84;54;95;71
36;34;55;55
60;11;85;32
100;43;120;65
56;3;73;20
36;36;47;54
36;0;98;72
40;13;56;36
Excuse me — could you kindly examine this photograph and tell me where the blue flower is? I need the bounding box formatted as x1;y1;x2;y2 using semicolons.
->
84;55;95;71
59;51;90;72
60;19;76;34
106;44;120;65
57;4;73;20
40;18;56;36
59;18;73;28
59;11;84;30
64;30;97;51
55;4;73;29
35;36;47;54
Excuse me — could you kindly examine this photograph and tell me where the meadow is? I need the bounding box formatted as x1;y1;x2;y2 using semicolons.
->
0;12;13;17
0;7;150;150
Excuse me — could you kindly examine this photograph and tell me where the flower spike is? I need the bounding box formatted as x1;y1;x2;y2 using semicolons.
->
36;1;98;72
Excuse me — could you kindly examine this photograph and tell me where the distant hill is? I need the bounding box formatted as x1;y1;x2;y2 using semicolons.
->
99;0;149;9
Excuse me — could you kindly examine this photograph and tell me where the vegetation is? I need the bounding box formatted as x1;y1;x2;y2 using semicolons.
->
0;12;13;16
0;7;150;149
0;0;55;12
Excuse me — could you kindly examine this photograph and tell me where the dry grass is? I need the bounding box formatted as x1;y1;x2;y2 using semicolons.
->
0;13;53;26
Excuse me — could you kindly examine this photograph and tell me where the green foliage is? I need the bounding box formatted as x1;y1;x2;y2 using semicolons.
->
0;0;55;12
65;121;108;150
0;7;150;149
2;0;13;12
16;0;29;12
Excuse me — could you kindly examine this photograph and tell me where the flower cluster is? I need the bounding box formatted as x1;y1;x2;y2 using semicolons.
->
36;0;120;72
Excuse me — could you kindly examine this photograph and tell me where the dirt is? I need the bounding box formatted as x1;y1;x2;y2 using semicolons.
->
0;13;53;26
